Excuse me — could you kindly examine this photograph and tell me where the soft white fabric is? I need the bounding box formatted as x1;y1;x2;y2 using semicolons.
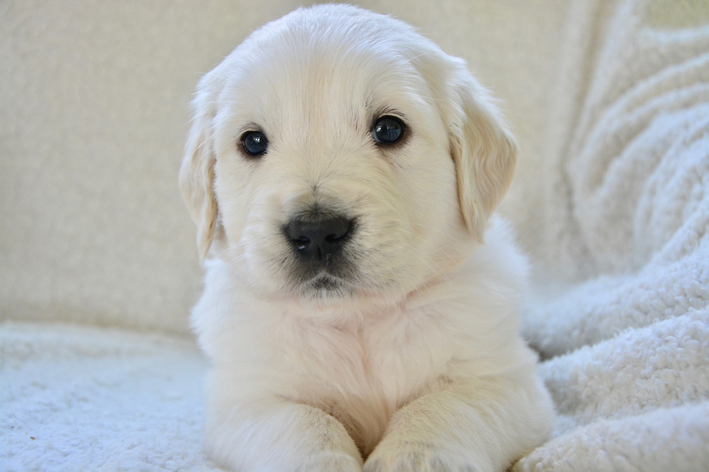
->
1;0;708;470
514;0;709;469
0;323;217;472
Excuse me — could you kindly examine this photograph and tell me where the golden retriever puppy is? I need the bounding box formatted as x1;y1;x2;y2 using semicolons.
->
180;4;554;471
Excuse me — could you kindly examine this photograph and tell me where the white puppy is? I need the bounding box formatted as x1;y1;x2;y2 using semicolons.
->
180;5;554;472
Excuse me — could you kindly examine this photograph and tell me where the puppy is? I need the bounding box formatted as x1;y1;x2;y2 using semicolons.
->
180;5;554;472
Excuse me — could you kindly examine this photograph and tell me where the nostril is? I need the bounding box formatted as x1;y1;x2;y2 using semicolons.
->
324;219;350;242
292;235;310;250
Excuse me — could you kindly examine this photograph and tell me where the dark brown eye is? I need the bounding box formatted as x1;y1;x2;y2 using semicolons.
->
241;131;269;156
372;116;405;144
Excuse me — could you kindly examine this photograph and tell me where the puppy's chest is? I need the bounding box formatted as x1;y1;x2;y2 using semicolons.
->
276;318;448;454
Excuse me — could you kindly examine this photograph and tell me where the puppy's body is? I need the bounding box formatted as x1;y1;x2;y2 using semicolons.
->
182;5;554;471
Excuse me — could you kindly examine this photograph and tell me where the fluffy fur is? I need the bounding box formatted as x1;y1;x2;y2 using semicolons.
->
180;5;554;471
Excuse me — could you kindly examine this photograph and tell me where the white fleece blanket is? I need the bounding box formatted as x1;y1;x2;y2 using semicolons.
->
0;323;219;472
514;0;709;470
2;0;708;471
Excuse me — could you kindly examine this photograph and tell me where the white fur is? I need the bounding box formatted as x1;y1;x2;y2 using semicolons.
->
181;5;554;471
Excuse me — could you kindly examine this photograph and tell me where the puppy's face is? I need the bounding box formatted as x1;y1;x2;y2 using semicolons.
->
180;6;517;306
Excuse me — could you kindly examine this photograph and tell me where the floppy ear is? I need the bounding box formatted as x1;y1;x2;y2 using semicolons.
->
179;76;220;262
449;68;518;242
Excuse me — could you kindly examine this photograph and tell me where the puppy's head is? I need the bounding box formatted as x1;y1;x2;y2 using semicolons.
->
180;5;517;305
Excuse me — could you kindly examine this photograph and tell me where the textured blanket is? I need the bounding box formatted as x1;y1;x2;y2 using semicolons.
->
514;0;709;469
1;323;218;471
2;0;708;471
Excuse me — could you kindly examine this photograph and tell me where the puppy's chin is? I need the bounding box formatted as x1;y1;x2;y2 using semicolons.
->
297;274;355;300
305;273;347;291
278;272;387;307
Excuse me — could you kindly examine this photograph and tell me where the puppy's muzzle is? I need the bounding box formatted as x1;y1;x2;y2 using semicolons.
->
285;212;354;265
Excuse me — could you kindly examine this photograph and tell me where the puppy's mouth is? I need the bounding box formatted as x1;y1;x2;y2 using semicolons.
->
308;273;346;291
296;272;354;298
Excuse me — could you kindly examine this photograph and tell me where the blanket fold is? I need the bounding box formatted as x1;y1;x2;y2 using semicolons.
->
516;0;709;470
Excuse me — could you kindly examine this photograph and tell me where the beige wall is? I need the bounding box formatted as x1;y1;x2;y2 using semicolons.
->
0;0;570;334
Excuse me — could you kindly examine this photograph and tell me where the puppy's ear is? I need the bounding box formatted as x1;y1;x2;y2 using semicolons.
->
449;68;518;242
179;75;220;261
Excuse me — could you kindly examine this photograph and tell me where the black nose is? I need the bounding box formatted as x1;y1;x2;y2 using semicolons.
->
285;214;353;263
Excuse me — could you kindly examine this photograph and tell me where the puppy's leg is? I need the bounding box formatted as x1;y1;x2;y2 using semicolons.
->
206;399;363;472
363;375;553;472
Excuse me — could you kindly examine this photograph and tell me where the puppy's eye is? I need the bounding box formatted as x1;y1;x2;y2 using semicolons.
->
372;116;405;145
241;131;269;157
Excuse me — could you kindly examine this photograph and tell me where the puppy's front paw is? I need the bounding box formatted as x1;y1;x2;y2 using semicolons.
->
298;451;362;472
364;444;486;472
